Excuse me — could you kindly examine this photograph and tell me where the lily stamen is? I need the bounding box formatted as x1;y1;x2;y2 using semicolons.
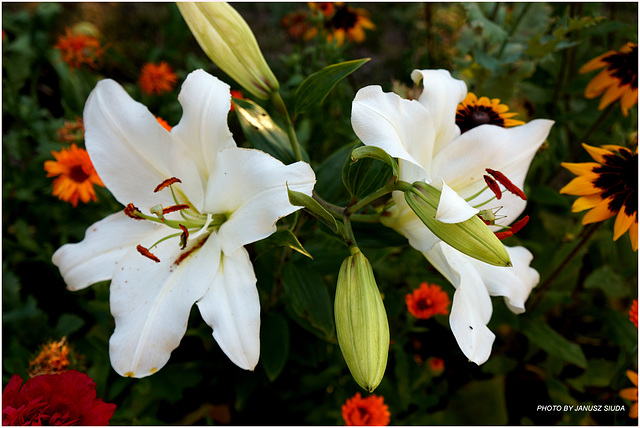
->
494;216;529;240
162;204;191;215
486;168;527;200
136;244;160;263
154;177;182;193
483;175;502;199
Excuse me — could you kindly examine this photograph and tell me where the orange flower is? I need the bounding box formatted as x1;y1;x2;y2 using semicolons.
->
456;92;525;134
54;28;103;70
156;116;172;132
281;10;313;41
138;62;178;95
580;42;638;117
630;299;638;328
342;392;390;426
56;118;84;144
405;282;450;319
44;143;104;207
428;356;445;373
620;370;638;418
311;3;375;47
28;338;72;378
230;89;244;112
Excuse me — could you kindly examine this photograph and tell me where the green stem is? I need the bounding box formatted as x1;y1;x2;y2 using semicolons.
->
343;215;358;249
345;180;412;216
578;103;616;144
270;91;303;162
529;222;601;310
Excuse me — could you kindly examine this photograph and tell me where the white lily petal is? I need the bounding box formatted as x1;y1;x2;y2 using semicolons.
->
431;119;554;198
435;179;479;223
470;245;539;314
197;247;260;370
411;69;466;153
204;148;316;254
351;85;434;182
109;232;222;378
424;242;495;364
171;69;236;186
52;212;161;291
84;79;188;209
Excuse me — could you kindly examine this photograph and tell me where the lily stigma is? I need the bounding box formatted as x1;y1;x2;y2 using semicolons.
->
351;68;553;364
52;69;316;378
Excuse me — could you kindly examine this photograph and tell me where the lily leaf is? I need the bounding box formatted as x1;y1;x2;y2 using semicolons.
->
233;98;297;164
342;151;393;200
287;186;341;235
268;230;313;259
350;145;399;182
295;58;370;115
521;317;587;368
261;313;290;382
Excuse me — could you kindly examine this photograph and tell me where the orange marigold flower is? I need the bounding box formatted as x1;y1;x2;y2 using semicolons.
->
620;370;638;418
580;42;638;117
560;144;638;251
44;143;105;207
630;299;638;328
156;116;172;132
28;338;71;378
342;392;390;426
406;282;450;319
139;62;178;95
54;28;103;71
56;117;84;143
456;92;525;134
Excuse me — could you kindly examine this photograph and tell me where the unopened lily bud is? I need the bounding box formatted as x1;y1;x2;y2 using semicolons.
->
177;2;279;99
335;248;389;392
405;181;512;267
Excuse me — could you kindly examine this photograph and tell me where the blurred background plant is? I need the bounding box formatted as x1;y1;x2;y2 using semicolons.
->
2;2;637;425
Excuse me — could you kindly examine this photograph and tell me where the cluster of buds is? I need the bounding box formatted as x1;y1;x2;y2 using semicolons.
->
335;248;389;392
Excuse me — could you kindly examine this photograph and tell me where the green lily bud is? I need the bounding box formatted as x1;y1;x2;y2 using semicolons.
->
405;181;512;267
335;248;389;392
177;2;279;99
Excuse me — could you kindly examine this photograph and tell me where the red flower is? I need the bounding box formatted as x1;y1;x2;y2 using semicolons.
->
138;62;178;95
54;28;104;71
2;370;116;425
405;282;450;319
631;299;638;328
342;392;390;426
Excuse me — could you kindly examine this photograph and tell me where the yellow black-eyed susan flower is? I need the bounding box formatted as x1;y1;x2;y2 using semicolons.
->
308;2;375;47
560;143;638;251
580;42;638;117
455;93;525;134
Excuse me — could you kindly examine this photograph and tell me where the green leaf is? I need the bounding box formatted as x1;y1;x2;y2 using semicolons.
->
295;58;370;115
266;230;313;259
282;262;335;340
233;98;296;164
584;265;627;298
342;148;393;200
287;186;341;235
261;313;290;382
521;317;587;368
55;313;85;336
441;376;507;425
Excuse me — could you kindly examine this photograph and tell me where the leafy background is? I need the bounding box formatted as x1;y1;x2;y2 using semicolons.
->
2;2;637;425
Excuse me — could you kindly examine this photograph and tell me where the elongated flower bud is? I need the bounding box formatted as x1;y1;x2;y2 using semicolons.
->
177;2;279;99
335;248;389;392
405;181;512;267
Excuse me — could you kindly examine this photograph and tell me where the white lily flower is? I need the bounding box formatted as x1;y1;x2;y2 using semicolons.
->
52;70;315;378
351;69;553;364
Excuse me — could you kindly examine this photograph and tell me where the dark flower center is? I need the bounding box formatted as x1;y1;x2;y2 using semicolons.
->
69;165;89;183
327;6;358;31
593;148;638;218
456;106;505;133
416;298;433;311
603;45;638;89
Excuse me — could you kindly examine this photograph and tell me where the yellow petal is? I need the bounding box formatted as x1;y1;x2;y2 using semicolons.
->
561;162;600;176
559;174;601;195
620;387;637;401
579;52;610;73
599;82;627;110
582;143;614;164
572;194;602;212
629;220;638;251
582;196;616;224
628;370;638;387
584;69;614;98
613;210;635;241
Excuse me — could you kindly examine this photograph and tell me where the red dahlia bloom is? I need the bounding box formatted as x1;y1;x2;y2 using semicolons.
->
2;370;116;426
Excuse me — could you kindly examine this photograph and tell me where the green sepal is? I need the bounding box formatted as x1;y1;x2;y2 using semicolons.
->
267;230;313;259
349;145;400;182
295;58;370;115
404;182;511;267
287;186;341;235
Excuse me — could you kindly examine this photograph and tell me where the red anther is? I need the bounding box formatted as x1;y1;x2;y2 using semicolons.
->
486;168;527;200
154;177;182;193
494;216;529;240
136;244;160;262
179;224;189;250
124;203;143;220
162;204;190;215
483;175;502;199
